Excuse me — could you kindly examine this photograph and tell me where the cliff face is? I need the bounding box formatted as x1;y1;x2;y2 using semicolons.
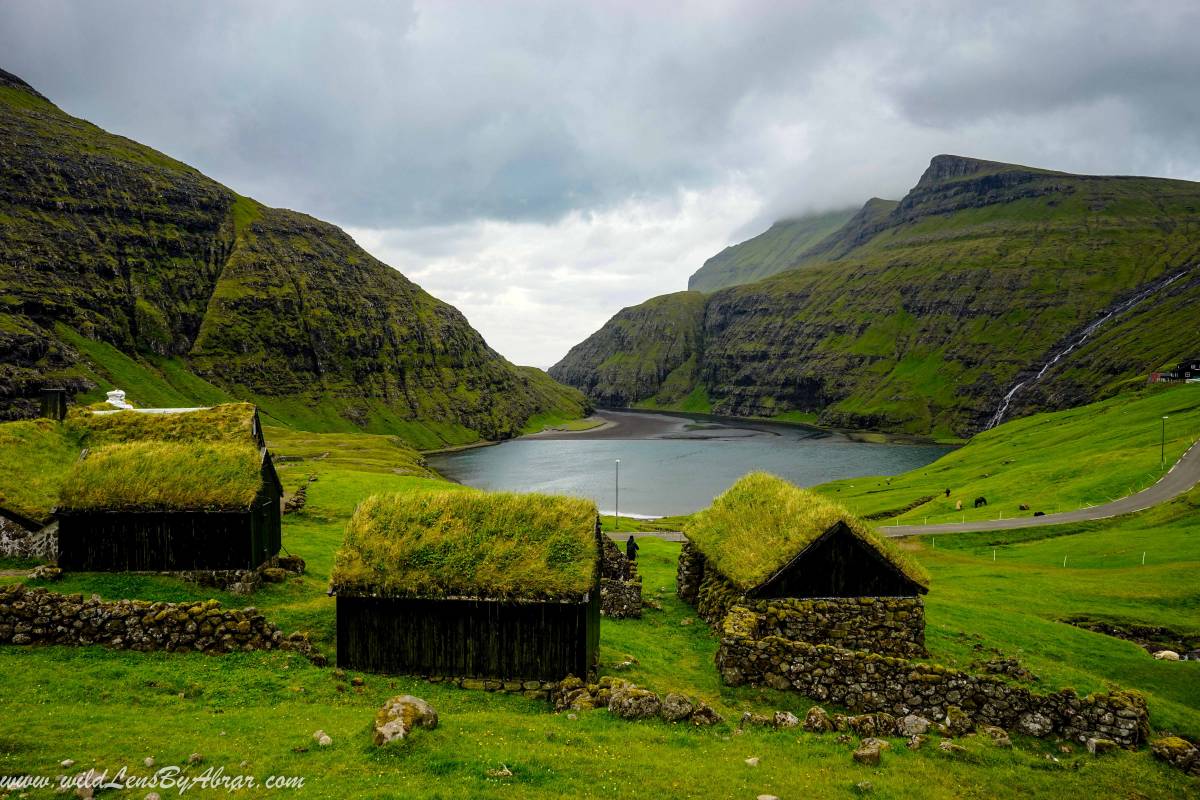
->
553;155;1200;437
0;70;585;443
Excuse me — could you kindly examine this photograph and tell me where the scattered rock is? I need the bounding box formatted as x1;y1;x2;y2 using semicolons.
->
1057;743;1073;754
744;756;760;767
373;695;439;745
567;713;577;720
982;726;1011;748
836;733;854;745
852;741;883;766
898;714;931;737
773;710;800;729
1150;736;1200;776
187;753;203;764
260;567;288;583
143;756;155;768
739;711;772;730
485;765;513;778
608;687;662;720
854;781;874;794
317;734;332;747
350;676;365;687
804;705;834;733
906;735;927;750
660;693;694;723
1086;737;1117;756
29;565;62;581
146;793;161;800
757;795;781;800
1153;650;1181;661
938;741;968;755
61;758;76;768
680;617;694;626
690;701;723;726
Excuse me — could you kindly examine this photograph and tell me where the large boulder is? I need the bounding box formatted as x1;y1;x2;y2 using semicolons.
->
373;696;439;745
660;693;694;723
608;687;662;720
804;706;834;733
898;715;931;737
942;706;974;737
1150;736;1200;776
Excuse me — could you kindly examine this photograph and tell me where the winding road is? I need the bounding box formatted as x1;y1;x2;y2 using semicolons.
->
882;437;1200;538
603;437;1200;543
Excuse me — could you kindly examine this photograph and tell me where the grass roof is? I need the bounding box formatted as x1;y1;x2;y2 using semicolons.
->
332;489;599;600
684;472;930;591
58;441;265;512
66;402;258;447
0;419;80;523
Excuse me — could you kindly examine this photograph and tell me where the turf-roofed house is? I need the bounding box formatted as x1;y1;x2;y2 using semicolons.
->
332;490;602;683
55;402;282;572
677;472;930;658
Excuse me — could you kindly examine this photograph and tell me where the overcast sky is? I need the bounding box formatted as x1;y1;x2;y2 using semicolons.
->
3;1;1199;367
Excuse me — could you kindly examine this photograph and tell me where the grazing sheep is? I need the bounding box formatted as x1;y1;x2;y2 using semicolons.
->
974;497;988;508
955;499;963;511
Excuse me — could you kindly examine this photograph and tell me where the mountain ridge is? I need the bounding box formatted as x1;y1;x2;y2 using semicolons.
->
0;70;586;446
552;155;1200;437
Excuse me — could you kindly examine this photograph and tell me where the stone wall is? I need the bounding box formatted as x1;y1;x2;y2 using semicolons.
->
676;541;704;604
754;596;926;658
600;537;641;618
0;584;324;663
0;515;55;560
716;606;1148;747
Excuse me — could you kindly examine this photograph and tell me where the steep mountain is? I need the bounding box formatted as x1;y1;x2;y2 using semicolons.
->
552;155;1200;438
687;207;856;292
549;292;707;408
0;69;585;447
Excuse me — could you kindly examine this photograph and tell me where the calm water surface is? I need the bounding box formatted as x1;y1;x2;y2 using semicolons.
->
428;411;952;517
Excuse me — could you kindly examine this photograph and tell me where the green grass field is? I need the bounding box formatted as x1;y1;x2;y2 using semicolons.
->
1;402;1198;797
818;385;1200;525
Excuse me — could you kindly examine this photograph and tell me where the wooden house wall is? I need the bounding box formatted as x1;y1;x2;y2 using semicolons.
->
337;591;601;681
750;523;923;599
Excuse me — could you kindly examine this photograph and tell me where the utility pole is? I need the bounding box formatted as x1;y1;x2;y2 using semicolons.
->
1162;416;1169;471
614;458;621;532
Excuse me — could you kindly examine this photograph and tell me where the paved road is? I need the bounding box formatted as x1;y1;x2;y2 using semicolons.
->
605;531;687;542
883;438;1200;538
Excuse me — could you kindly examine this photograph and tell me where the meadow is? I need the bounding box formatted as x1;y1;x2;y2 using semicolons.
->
1;407;1197;798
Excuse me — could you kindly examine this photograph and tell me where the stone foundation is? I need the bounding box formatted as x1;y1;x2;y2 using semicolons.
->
754;596;926;658
600;537;641;618
0;515;55;560
716;606;1147;747
0;584;325;664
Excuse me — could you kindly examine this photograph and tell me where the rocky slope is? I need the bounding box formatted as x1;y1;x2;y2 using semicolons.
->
0;69;585;444
687;207;856;292
553;155;1200;437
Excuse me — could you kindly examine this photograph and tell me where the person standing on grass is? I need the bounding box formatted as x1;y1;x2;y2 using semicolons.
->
625;535;639;562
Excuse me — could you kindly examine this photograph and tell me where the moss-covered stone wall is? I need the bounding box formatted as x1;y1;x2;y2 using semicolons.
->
716;606;1148;747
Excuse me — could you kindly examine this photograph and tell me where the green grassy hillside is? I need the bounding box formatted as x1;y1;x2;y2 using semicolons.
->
552;155;1200;437
0;68;586;446
687;207;857;292
549;291;707;407
816;384;1200;525
1;418;1197;797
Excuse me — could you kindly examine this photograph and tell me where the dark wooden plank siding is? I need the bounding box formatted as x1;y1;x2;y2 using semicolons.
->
337;592;600;681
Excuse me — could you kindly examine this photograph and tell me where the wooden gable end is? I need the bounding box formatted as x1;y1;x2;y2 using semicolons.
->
747;521;926;599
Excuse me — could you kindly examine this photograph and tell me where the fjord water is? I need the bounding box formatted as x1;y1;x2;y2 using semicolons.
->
428;411;952;517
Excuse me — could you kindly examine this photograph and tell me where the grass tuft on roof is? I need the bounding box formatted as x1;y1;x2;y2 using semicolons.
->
66;402;258;447
685;472;930;591
332;489;599;600
59;441;264;513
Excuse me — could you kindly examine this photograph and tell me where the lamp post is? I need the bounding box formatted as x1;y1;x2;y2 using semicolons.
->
614;459;621;531
1162;416;1168;471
